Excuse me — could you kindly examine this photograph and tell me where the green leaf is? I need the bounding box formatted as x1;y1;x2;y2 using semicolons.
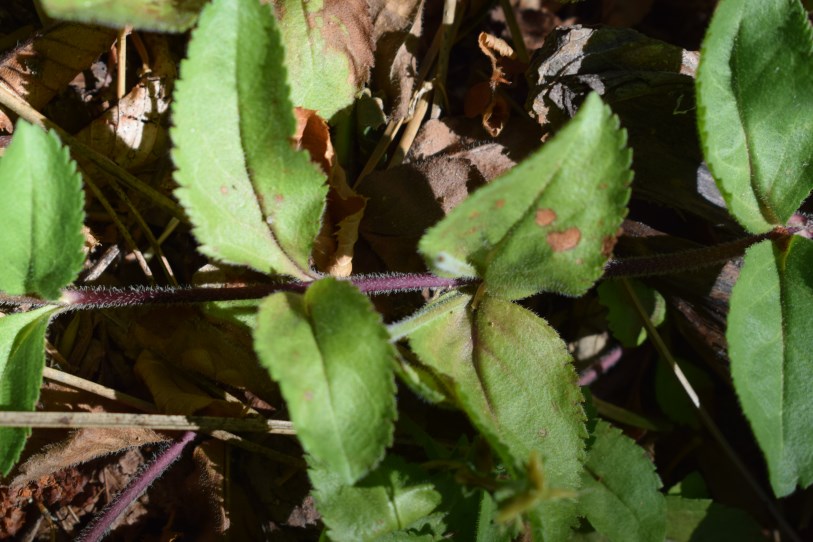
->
727;237;813;496
578;420;666;542
311;455;443;542
41;0;207;32
408;294;586;540
276;0;373;119
0;307;58;476
0;121;85;300
172;0;327;280
696;0;813;233
598;279;665;348
254;278;396;485
419;93;632;300
665;496;764;542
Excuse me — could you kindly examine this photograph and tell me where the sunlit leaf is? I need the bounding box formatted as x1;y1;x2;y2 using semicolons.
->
728;237;813;496
578;420;666;542
0;307;58;476
419;93;631;300
696;0;813;232
172;0;327;280
254;278;396;485
0;121;84;300
276;0;374;119
41;0;206;32
311;455;443;542
408;294;586;540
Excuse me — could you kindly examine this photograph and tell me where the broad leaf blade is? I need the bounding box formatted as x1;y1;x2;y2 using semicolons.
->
578;420;666;542
172;0;327;280
0;122;85;300
41;0;206;32
696;0;813;232
254;278;396;485
728;237;813;496
598;279;665;348
408;295;586;540
0;307;58;475
311;455;443;542
419;93;632;300
277;0;373;119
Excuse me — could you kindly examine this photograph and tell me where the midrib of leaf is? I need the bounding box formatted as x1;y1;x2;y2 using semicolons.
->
730;23;779;226
234;10;311;279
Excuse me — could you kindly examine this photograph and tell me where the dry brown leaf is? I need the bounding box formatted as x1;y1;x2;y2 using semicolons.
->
190;441;230;534
368;0;424;120
322;0;375;91
295;107;367;277
74;34;175;170
0;23;117;132
134;350;248;417
463;33;526;137
129;307;278;402
11;428;166;485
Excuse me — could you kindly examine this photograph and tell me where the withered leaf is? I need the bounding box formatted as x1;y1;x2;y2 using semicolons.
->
0;23;117;133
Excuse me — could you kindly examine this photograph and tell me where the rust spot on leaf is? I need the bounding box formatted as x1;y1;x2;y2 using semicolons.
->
220;185;229;195
469;210;481;219
602;230;621;257
303;390;313;401
535;208;556;226
547;227;581;252
274;194;285;203
495;199;505;209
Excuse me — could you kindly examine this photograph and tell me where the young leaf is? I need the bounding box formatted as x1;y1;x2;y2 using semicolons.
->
598;279;665;347
253;278;396;485
727;237;813;496
0;121;85;300
172;0;327;280
40;0;206;32
310;455;443;542
408;294;586;540
665;496;764;542
696;0;813;233
419;93;632;300
276;0;374;119
578;420;666;542
0;306;58;476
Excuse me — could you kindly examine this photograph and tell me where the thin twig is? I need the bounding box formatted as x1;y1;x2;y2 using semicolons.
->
0;412;295;434
498;0;529;64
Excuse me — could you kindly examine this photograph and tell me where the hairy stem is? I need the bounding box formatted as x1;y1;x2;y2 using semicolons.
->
77;431;198;542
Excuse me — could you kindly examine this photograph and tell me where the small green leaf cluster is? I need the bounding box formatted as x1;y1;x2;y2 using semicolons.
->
0;0;811;539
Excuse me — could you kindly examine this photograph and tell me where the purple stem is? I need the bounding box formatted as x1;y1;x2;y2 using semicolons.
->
77;431;197;542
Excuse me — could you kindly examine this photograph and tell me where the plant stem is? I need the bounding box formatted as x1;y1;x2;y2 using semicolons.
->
387;290;470;341
76;431;197;542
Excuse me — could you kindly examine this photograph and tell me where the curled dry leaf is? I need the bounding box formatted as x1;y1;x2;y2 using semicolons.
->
367;0;424;120
11;427;167;485
464;33;526;137
74;34;175;170
0;23;117;133
295;107;367;277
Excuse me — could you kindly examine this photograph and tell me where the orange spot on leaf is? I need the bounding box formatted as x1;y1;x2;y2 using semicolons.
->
535;208;556;226
547;227;581;252
495;199;505;209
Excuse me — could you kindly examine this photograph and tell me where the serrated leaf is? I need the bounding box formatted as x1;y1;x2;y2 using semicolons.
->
277;0;373;119
696;0;813;233
311;455;443;542
172;0;327;280
419;93;631;300
408;294;586;540
665;496;763;542
727;237;813;496
40;0;206;32
0;307;58;476
578;420;666;542
598;279;665;347
254;278;396;485
0;121;85;300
